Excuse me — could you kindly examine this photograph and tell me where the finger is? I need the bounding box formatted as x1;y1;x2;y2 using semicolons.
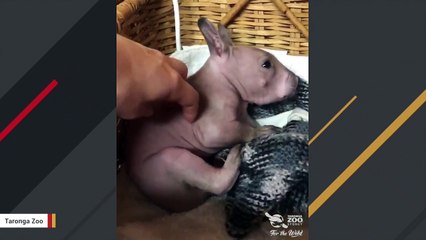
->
167;57;188;79
169;78;200;122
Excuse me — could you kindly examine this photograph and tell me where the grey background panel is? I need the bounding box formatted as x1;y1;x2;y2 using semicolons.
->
0;0;99;99
310;0;426;239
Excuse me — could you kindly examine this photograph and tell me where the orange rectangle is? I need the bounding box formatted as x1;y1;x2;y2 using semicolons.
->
51;213;56;228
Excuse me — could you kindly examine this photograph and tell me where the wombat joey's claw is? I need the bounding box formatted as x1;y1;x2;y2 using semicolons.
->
215;148;231;163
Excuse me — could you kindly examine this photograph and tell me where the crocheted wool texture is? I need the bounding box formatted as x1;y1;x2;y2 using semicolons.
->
218;79;309;238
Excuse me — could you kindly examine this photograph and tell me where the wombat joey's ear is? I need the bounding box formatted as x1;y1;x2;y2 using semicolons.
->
198;17;232;57
218;24;233;47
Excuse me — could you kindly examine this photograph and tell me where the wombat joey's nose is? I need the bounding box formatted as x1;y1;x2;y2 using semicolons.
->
287;73;298;96
294;74;299;85
288;72;298;85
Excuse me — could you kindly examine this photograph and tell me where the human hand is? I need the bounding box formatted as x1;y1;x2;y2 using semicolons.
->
116;34;199;122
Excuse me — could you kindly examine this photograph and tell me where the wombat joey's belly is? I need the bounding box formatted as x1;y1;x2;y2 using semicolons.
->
128;109;216;165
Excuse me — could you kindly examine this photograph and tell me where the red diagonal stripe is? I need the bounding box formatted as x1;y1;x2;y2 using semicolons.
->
47;213;52;228
0;80;58;142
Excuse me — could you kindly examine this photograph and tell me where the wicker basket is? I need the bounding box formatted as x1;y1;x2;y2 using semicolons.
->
117;0;309;56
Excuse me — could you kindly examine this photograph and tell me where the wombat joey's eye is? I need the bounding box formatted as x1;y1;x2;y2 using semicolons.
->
262;60;272;69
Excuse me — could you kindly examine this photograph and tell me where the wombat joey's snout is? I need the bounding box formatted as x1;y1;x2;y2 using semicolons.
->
276;71;298;100
287;72;299;97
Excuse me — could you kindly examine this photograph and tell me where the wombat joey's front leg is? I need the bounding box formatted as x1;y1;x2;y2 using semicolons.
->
239;110;281;142
178;144;241;195
241;125;282;142
214;144;242;194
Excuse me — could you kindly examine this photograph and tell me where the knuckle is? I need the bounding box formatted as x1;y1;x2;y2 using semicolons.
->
168;71;181;89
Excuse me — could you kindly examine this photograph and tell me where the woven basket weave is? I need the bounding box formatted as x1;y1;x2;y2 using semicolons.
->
117;0;309;56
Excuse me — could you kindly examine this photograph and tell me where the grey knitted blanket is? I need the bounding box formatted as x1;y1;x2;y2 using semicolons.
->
215;79;309;238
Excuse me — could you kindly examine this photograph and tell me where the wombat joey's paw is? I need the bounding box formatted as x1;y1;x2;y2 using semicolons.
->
214;148;231;163
223;144;242;168
212;145;242;195
255;125;282;138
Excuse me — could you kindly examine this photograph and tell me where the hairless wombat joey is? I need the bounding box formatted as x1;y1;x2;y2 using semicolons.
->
127;18;298;212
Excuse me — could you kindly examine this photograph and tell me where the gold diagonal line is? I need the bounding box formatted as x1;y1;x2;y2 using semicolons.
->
309;90;426;218
309;96;358;145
